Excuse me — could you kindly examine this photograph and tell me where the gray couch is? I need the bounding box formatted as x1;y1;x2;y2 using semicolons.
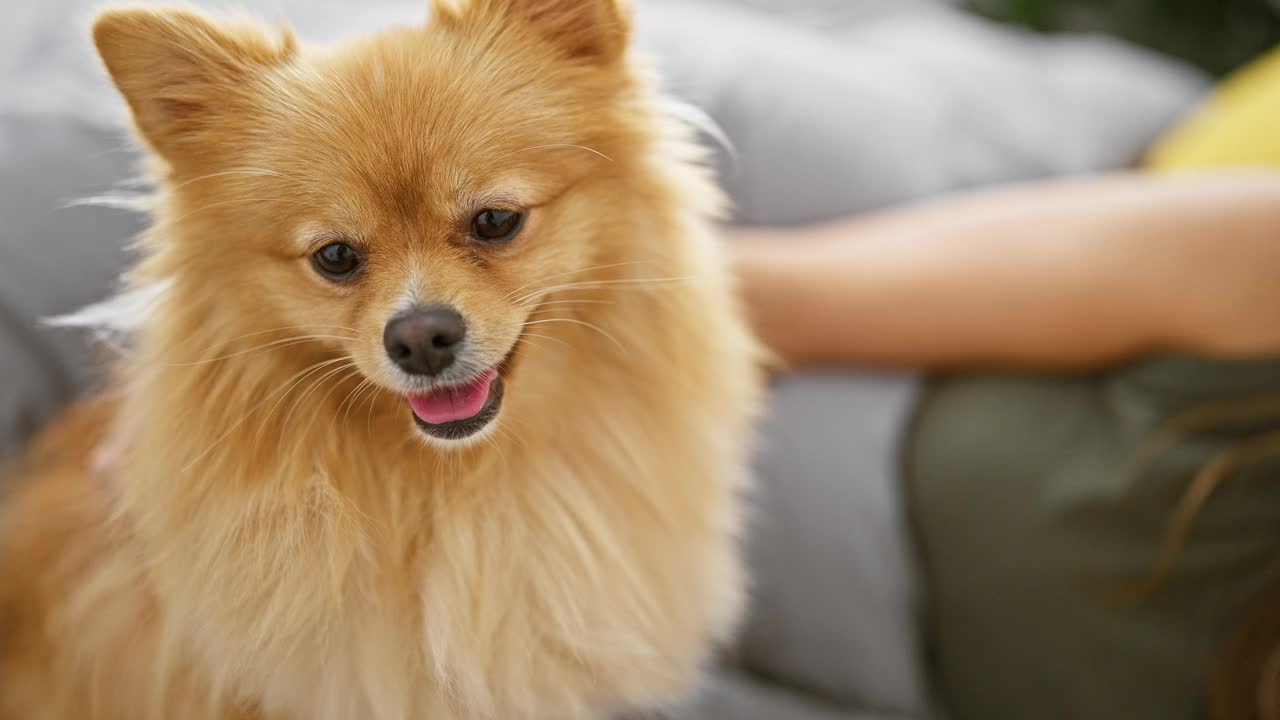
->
0;1;1207;718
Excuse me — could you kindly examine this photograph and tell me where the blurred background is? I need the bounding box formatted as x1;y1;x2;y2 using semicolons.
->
970;0;1280;75
3;2;1279;719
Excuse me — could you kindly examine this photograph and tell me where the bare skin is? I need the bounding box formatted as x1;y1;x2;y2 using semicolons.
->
730;172;1280;370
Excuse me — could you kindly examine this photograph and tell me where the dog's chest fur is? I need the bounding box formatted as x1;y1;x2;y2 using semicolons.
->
112;337;751;720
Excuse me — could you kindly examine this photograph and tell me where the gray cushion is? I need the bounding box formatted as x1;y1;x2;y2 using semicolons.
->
736;373;925;714
677;668;914;720
636;0;1207;225
0;114;143;459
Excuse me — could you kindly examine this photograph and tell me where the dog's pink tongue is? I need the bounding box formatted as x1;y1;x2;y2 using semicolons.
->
409;370;496;425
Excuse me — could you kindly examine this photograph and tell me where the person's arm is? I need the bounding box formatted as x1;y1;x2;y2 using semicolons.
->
731;172;1280;369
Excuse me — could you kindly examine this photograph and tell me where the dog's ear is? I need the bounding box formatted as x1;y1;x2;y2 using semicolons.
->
459;0;630;63
92;8;297;163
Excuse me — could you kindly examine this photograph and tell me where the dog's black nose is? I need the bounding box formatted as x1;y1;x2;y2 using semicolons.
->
383;306;466;376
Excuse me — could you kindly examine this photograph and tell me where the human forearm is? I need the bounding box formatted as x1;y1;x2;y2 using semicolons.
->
732;173;1280;369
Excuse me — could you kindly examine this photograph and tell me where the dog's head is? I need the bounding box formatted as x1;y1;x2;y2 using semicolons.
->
94;1;651;444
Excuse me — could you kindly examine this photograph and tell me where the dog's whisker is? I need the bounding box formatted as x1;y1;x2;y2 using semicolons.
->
280;361;365;431
278;352;380;436
500;261;651;302
244;357;348;417
354;381;385;431
507;143;614;162
224;323;362;339
511;274;677;306
513;332;571;350
169;324;361;360
250;353;369;423
519;318;625;351
547;276;691;287
512;276;692;307
490;420;529;454
168;169;294;193
532;298;616;305
169;335;358;367
338;378;376;428
523;305;611;320
305;366;366;439
481;432;507;469
366;380;383;438
257;359;360;437
167;197;313;225
175;323;361;349
524;299;615;312
431;441;443;477
181;356;352;472
394;432;418;454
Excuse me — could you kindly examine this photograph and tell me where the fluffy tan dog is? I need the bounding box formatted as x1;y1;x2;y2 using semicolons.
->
0;1;762;718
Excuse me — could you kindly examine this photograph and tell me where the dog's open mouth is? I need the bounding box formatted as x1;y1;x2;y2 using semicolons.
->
407;368;505;441
405;337;523;441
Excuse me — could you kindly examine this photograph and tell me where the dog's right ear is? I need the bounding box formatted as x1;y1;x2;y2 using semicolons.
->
92;7;297;164
450;0;630;64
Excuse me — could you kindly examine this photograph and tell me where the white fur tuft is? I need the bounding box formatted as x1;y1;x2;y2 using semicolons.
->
44;279;171;349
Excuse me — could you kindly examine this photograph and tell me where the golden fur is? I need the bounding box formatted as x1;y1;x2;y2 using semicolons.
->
0;2;762;718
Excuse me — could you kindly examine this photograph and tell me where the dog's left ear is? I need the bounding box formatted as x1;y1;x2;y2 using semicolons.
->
457;0;631;63
92;8;297;164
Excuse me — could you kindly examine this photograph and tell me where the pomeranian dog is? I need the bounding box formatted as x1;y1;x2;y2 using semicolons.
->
0;1;761;718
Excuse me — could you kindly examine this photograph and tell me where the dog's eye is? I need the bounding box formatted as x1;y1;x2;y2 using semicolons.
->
311;242;362;281
471;209;524;244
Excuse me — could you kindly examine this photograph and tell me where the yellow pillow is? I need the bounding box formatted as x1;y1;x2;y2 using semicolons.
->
1146;46;1280;171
